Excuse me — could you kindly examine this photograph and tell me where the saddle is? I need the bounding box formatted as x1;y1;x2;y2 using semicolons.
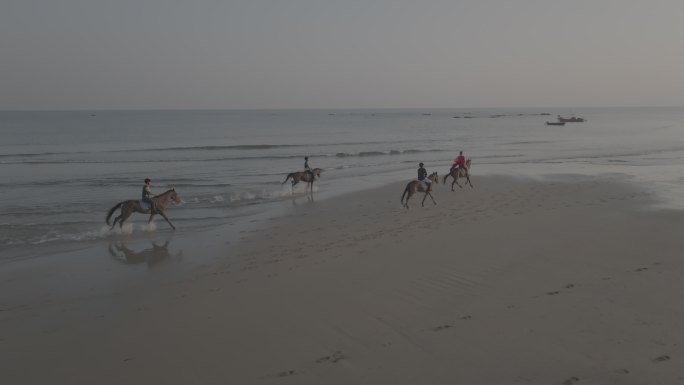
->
140;199;153;210
419;180;430;190
302;171;314;182
451;166;468;176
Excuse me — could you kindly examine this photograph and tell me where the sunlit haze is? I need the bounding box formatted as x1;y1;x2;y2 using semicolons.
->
2;0;683;110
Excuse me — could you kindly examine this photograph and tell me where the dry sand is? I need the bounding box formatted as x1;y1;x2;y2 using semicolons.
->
3;175;684;384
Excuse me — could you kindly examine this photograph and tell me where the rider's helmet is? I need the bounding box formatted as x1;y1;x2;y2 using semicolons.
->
144;178;151;184
419;162;424;167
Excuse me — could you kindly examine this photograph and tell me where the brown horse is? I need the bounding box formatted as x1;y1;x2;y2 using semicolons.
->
400;172;439;208
443;159;473;191
282;168;322;192
106;189;181;230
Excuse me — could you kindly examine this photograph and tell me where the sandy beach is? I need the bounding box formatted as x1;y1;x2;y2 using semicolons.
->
3;174;684;384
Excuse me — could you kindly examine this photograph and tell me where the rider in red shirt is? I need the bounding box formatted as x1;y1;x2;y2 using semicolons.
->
452;151;466;171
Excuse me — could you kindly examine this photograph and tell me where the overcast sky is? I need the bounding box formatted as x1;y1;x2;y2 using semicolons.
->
2;0;683;110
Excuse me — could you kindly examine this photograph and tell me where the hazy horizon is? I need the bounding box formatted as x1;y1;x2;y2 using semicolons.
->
3;0;683;110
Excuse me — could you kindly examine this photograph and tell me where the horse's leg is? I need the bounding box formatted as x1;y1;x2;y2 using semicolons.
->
427;190;437;205
405;189;413;208
148;213;155;223
110;215;121;230
421;186;436;206
110;207;122;229
118;211;132;229
467;174;474;188
158;211;176;230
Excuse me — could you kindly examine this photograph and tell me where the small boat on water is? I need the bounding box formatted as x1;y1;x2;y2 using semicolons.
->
558;115;586;123
546;121;566;126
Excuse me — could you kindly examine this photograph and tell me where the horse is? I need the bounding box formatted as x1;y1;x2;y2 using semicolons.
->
282;168;322;193
400;172;439;209
443;159;473;191
106;189;181;230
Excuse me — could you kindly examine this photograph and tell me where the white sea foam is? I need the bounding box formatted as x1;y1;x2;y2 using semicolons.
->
210;195;225;203
141;222;157;232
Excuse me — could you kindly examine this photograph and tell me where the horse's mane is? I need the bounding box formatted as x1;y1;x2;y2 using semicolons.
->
153;189;176;199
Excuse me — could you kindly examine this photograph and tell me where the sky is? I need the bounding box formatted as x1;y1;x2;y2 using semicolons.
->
2;0;683;110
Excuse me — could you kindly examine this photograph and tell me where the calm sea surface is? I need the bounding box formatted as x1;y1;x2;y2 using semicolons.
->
2;107;684;263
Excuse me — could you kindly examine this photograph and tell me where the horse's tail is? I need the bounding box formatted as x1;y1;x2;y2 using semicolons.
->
106;201;124;225
400;182;411;204
282;173;293;185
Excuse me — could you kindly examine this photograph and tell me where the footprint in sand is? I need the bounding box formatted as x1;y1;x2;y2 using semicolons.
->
564;284;575;289
562;376;579;385
460;315;472;320
277;370;296;377
432;324;453;332
316;351;345;363
546;291;560;295
653;355;670;363
635;267;649;272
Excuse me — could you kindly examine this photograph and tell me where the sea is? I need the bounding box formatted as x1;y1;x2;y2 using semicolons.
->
3;107;684;267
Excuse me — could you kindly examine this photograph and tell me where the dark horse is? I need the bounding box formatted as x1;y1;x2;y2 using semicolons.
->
106;189;181;230
400;172;439;209
282;168;322;193
443;159;473;191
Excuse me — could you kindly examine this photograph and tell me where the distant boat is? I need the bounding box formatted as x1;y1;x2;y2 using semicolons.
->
558;115;586;123
546;121;566;126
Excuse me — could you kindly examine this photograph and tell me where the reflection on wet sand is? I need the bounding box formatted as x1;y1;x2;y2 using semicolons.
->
108;239;182;267
291;191;314;206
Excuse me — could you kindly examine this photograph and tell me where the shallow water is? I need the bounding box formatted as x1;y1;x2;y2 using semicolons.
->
2;107;684;263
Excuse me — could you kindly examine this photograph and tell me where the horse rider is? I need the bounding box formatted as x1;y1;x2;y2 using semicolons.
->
451;151;467;173
417;162;432;190
142;178;154;208
304;156;314;181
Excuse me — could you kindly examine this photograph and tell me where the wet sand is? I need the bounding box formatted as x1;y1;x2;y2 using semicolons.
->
3;175;684;384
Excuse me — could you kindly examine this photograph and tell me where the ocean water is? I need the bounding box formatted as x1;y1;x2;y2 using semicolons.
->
2;107;684;263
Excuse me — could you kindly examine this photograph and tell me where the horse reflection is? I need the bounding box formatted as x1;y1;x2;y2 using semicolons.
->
291;191;315;206
108;240;180;266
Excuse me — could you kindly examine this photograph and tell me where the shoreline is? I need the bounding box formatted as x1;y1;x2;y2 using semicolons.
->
4;174;684;384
